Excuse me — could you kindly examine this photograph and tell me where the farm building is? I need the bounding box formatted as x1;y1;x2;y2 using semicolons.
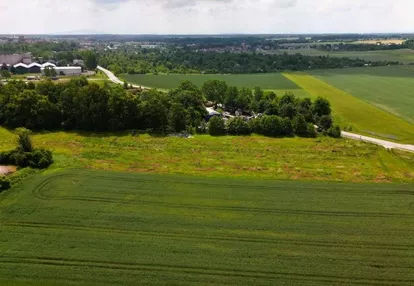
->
11;62;57;74
41;66;82;76
28;63;42;73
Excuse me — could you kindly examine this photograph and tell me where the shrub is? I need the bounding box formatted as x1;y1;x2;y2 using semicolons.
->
0;149;53;169
0;176;11;191
208;116;225;136
318;115;333;130
307;123;318;138
259;115;283;137
280;117;294;136
293;114;309;137
326;125;342;138
27;149;54;169
16;128;33;152
226;117;252;135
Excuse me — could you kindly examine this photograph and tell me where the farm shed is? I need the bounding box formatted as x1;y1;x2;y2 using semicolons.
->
28;63;42;73
42;66;82;76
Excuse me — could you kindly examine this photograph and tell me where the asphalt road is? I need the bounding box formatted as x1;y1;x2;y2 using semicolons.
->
97;66;149;89
342;132;414;153
97;66;414;153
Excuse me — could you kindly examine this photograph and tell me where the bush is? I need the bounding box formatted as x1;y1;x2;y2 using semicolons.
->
259;115;283;137
28;149;54;169
226;117;251;135
208;116;225;136
318;115;333;130
0;149;53;169
326;125;342;138
293;114;309;137
0;176;11;191
280;117;294;136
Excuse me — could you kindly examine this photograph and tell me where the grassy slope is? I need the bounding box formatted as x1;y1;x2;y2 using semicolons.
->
311;66;414;123
122;73;300;90
0;128;413;183
283;73;414;143
0;169;413;285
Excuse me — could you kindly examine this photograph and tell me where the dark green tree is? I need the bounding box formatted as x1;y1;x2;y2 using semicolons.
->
208;116;225;136
313;97;331;117
226;117;251;135
202;80;227;107
169;103;188;132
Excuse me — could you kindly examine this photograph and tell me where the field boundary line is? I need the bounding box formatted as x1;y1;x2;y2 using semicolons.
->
1;256;412;285
4;221;414;251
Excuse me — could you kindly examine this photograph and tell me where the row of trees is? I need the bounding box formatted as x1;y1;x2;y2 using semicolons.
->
202;80;335;129
0;78;339;138
99;49;399;75
0;78;207;133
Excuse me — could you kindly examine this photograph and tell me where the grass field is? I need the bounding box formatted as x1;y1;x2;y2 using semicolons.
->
0;169;413;285
1;127;413;183
283;73;414;143
311;66;414;123
278;49;414;64
123;73;300;90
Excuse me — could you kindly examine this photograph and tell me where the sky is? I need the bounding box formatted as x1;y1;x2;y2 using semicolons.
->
0;0;413;34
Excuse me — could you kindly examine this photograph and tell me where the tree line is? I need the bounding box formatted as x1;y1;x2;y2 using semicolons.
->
99;49;399;75
0;77;340;139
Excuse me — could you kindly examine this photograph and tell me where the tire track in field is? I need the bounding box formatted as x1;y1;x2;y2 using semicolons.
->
0;256;412;286
3;221;414;253
32;174;414;218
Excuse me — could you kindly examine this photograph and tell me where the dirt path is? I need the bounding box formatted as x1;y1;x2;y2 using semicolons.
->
0;166;16;175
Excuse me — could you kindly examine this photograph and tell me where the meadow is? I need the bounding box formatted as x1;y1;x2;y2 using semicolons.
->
0;169;413;285
123;73;300;90
1;127;413;183
311;66;414;123
283;73;414;143
279;49;414;64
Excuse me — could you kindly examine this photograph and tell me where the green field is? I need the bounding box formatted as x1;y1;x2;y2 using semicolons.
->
1;127;413;183
123;73;300;90
278;49;414;64
284;73;414;143
1;169;414;285
311;66;414;123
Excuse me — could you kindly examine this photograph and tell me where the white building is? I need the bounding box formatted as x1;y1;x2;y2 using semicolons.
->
41;66;82;76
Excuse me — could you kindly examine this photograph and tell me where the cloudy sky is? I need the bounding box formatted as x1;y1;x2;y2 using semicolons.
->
0;0;413;34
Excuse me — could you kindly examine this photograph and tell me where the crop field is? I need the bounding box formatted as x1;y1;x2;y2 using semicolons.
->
122;73;300;90
0;169;413;285
283;73;414;143
311;66;414;123
1;127;413;183
278;49;414;64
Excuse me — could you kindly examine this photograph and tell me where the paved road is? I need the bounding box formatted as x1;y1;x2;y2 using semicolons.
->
97;66;149;89
342;131;414;153
97;66;414;153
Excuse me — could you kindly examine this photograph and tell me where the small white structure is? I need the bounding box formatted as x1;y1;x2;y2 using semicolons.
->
73;59;84;66
41;66;82;76
41;62;57;68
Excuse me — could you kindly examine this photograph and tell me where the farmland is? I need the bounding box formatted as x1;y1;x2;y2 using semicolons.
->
123;73;300;90
311;66;414;124
1;127;413;183
278;49;414;64
1;169;414;285
283;73;414;143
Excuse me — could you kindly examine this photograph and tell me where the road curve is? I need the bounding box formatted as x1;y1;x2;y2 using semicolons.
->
97;66;149;89
342;132;414;153
97;66;414;153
